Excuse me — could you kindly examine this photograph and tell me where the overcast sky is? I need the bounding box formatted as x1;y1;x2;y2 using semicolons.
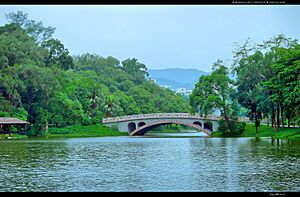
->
0;5;299;72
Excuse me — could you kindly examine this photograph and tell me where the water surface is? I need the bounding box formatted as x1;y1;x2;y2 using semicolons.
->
0;133;299;192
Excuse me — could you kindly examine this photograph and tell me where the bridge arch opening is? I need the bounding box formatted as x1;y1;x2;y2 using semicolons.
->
193;121;202;127
128;122;136;132
137;122;146;127
130;120;211;136
204;122;213;132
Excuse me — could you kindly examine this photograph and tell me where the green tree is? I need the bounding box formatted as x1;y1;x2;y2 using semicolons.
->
42;38;74;70
190;60;236;134
0;23;46;69
119;58;148;83
49;92;85;127
6;11;55;44
263;44;300;127
103;95;123;117
113;91;141;115
190;74;215;115
233;34;299;132
128;86;158;114
16;64;61;135
0;12;196;136
234;51;267;134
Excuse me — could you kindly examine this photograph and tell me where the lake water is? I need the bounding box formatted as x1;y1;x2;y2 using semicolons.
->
0;132;299;192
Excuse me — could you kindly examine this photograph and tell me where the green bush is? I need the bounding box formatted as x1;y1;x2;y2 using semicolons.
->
26;126;39;136
8;125;18;133
82;115;91;126
91;114;103;124
48;126;74;134
218;120;246;137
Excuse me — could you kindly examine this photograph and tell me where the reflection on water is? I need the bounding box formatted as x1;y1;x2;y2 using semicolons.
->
0;134;299;192
145;130;208;137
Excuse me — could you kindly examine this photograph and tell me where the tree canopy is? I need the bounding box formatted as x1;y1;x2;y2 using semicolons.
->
190;34;300;136
0;12;191;135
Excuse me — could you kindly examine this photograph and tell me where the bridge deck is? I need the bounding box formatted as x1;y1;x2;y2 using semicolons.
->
103;113;218;123
102;113;249;124
103;113;219;123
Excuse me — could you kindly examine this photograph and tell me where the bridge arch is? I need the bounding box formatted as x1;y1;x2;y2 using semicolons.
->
193;121;202;127
204;122;213;132
127;122;136;132
129;120;211;136
137;121;146;127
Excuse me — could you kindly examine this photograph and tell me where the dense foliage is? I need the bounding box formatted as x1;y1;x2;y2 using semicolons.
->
190;34;300;136
1;11;299;137
190;60;242;136
0;12;191;135
233;35;300;132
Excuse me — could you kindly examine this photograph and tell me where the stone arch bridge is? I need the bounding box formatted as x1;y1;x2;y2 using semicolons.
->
102;113;223;137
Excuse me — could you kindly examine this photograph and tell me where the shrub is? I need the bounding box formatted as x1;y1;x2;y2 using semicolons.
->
48;126;74;134
91;114;103;124
218;120;246;137
82;115;91;126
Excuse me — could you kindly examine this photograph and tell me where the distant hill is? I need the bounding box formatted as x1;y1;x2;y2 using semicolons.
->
148;68;209;90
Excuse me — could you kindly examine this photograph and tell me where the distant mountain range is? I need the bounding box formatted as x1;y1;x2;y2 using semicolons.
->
148;68;210;90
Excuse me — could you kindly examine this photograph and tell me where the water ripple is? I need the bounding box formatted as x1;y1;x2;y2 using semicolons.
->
0;136;299;192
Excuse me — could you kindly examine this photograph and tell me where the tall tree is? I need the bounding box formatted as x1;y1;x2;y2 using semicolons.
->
233;34;299;132
263;44;300;127
234;51;268;134
119;58;148;83
190;60;236;134
41;38;74;70
0;23;46;68
6;11;55;44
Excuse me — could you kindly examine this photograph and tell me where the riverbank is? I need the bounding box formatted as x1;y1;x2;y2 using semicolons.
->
47;124;128;138
0;134;28;140
0;124;127;140
2;123;300;140
211;124;300;139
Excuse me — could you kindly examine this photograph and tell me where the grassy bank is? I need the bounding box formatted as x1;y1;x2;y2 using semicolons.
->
47;124;128;138
0;134;28;140
211;124;300;139
3;123;299;140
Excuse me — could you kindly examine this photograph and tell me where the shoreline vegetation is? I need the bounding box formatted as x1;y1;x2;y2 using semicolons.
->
211;124;300;140
1;123;299;140
47;124;128;138
0;124;127;140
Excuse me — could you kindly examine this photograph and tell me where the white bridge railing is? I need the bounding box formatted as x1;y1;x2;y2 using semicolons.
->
102;113;237;123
